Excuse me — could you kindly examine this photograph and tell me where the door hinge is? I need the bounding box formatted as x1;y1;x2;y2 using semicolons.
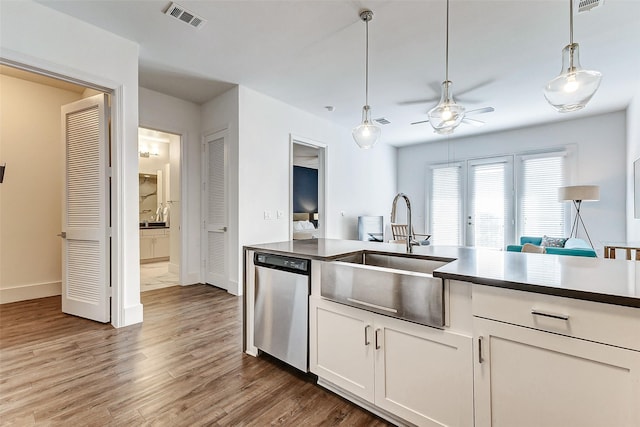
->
108;287;113;297
107;167;112;178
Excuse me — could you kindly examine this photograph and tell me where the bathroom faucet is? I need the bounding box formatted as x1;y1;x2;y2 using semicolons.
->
391;193;417;253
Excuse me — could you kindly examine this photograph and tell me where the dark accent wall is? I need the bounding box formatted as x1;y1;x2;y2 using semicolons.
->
293;166;318;214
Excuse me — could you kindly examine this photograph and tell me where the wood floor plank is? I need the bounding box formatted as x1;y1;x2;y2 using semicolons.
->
0;285;393;426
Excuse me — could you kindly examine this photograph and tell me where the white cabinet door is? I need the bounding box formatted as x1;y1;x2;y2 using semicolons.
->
154;232;170;258
139;234;154;260
375;315;473;427
474;317;640;427
313;299;375;403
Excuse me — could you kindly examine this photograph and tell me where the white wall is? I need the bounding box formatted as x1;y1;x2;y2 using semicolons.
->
397;111;627;254
236;86;396;293
1;0;141;326
0;75;82;303
627;87;640;242
139;87;202;284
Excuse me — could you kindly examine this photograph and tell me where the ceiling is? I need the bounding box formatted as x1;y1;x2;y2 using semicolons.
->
35;0;640;147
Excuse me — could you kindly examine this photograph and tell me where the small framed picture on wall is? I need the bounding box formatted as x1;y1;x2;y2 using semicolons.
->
635;158;640;219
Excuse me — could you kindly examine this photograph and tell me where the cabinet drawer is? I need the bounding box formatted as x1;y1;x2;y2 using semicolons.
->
140;228;168;237
472;285;640;351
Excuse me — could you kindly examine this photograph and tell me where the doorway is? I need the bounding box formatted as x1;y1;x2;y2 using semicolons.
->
138;127;182;292
290;136;327;240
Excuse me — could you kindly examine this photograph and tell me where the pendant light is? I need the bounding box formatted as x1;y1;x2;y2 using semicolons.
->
428;0;465;134
544;0;602;112
352;9;381;149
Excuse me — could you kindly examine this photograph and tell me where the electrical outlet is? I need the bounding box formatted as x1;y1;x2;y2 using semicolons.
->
264;210;272;220
277;210;283;219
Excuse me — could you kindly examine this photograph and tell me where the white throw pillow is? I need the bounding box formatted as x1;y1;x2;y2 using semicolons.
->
300;220;315;230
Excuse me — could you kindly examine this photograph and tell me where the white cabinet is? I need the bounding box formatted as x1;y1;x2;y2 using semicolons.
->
473;285;640;427
311;298;473;427
140;228;170;262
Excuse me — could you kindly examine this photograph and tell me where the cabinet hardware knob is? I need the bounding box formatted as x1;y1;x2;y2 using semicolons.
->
531;309;569;321
57;232;67;238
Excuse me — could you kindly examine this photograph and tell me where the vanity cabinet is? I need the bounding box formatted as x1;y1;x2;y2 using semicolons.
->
311;297;473;427
472;285;640;427
140;228;170;262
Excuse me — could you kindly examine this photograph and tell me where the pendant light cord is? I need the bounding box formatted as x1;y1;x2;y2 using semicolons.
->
445;0;450;82
365;16;370;107
569;0;574;45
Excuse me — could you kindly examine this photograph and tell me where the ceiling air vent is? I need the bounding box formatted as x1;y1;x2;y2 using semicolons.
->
374;117;391;125
576;0;604;13
165;2;207;29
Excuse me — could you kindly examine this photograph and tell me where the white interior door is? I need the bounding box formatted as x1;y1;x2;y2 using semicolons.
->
61;94;110;322
203;131;228;290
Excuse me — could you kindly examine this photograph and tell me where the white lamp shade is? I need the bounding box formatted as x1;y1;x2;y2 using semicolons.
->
558;185;600;202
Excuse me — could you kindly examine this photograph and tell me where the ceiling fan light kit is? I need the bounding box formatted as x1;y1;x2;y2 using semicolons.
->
352;9;381;149
544;0;602;112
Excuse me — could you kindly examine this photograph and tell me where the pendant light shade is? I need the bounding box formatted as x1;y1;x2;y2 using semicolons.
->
353;105;381;148
428;81;465;133
544;0;602;112
352;9;380;149
429;0;464;135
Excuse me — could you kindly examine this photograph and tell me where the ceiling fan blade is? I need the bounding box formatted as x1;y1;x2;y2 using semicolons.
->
462;117;486;127
410;120;430;125
466;106;495;116
399;98;438;106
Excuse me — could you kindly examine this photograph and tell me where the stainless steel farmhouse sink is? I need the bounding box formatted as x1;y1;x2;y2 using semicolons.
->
320;252;450;328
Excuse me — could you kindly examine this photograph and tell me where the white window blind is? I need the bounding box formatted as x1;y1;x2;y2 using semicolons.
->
430;165;462;245
468;161;508;249
519;155;565;237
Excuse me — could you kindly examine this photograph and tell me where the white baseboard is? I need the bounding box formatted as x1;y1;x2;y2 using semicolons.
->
0;281;61;304
168;262;179;275
120;303;143;327
186;271;200;284
227;279;241;296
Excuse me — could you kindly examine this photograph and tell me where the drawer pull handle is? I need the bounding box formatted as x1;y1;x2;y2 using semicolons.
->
364;325;371;346
531;309;569;321
478;336;484;364
375;328;381;350
347;298;398;314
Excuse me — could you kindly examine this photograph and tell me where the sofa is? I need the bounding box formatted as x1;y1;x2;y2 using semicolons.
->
506;236;597;257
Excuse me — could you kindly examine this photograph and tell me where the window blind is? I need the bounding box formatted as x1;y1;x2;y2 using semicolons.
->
430;165;462;245
520;155;565;237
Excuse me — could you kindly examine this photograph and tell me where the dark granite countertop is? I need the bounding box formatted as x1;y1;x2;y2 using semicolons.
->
244;239;640;308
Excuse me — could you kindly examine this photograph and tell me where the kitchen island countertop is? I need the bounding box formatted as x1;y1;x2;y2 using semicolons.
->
244;238;640;308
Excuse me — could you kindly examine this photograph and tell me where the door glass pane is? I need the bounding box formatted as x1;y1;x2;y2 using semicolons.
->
469;161;509;249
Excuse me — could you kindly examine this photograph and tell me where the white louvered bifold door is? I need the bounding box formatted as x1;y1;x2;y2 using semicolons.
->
203;133;228;290
61;94;110;322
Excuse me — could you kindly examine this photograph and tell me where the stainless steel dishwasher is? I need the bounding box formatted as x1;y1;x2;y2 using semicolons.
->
253;252;310;372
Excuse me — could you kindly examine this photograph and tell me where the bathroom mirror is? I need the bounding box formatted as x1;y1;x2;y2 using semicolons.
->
139;173;158;222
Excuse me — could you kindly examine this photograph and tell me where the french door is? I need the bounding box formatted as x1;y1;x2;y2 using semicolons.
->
60;94;110;322
466;157;514;249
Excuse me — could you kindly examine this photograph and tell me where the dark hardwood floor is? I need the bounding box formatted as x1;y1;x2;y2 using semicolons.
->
0;285;392;426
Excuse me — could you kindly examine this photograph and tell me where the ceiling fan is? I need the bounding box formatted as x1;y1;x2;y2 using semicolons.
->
399;79;494;106
411;106;495;128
